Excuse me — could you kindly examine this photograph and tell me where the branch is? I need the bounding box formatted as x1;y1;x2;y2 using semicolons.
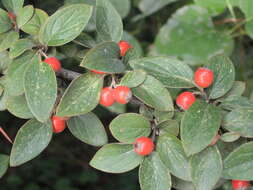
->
0;127;13;144
57;68;82;81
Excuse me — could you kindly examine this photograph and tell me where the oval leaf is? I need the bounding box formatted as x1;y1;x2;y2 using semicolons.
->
157;120;179;136
0;154;9;178
0;9;12;34
220;132;240;143
120;70;147;88
10;119;53;167
0;31;19;52
2;0;24;13
16;5;34;28
90;143;143;173
9;39;36;59
109;113;151;143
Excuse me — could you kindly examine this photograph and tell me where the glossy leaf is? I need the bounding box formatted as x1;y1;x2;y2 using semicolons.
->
56;73;103;117
181;101;221;156
132;75;174;111
90;143;143;173
130;56;194;88
2;0;24;13
139;152;171;190
120;70;147;88
190;146;223;190
109;113;151;143
24;58;57;122
0;31;19;52
67;112;108;146
9;39;36;59
0;9;12;34
0;154;9;178
16;5;34;28
10;119;52;167
39;4;93;46
96;0;123;42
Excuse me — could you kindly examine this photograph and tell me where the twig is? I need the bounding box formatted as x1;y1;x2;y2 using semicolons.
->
56;68;82;81
0;127;13;144
214;18;244;25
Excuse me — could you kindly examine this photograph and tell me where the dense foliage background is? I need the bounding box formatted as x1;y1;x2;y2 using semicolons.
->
0;0;253;189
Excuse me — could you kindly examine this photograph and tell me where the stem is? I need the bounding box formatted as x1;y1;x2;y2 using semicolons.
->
39;50;48;59
0;127;13;144
195;84;208;101
56;68;82;81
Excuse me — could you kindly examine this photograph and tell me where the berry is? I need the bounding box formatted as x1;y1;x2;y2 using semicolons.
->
8;12;16;20
113;86;132;104
44;57;61;72
118;40;132;57
52;116;66;133
194;67;214;88
176;91;196;110
91;70;106;74
232;180;250;190
133;137;154;156
100;87;115;107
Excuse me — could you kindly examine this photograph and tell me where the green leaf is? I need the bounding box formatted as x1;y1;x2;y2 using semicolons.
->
0;51;12;74
157;120;179;136
2;0;24;13
67;112;108;146
245;21;253;39
6;51;36;96
80;42;125;73
120;70;147;88
105;102;126;114
153;110;174;123
157;134;191;181
139;152;171;190
7;95;33;119
190;146;223;190
194;0;227;15
56;73;103;117
39;4;93;46
139;0;177;16
132;75;174;111
0;31;19;52
10;119;52;167
219;96;253;110
220;132;240;143
96;0;123;42
90;143;143;173
73;32;96;48
223;142;253;180
130;57;194;88
122;31;143;56
0;77;9;110
21;9;48;35
16;5;34;28
220;81;246;99
239;0;253;17
9;39;36;59
24;57;57;122
109;113;151;143
206;55;235;99
154;5;234;64
0;8;12;34
172;177;195;190
223;108;253;138
0;154;9;178
181;101;221;156
109;0;131;19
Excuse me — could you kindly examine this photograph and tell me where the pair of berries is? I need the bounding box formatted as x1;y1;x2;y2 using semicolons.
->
133;137;154;156
91;41;132;75
176;67;214;110
232;180;250;190
100;86;132;107
51;116;68;133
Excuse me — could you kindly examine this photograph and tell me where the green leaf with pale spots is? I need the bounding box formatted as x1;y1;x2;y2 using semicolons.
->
0;154;9;178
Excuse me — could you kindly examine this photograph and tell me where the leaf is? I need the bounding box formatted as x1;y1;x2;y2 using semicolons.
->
245;21;253;39
122;31;143;56
108;0;131;19
90;143;143;173
96;0;123;42
73;32;96;48
7;95;33;119
10;119;52;167
5;51;36;96
120;70;147;88
24;57;57;122
0;77;9;111
80;42;125;73
56;73;103;117
223;142;253;180
239;0;253;17
219;96;253;110
0;51;12;74
9;39;36;59
220;81;246;99
139;152;171;190
153;110;174;123
129;56;194;88
190;146;223;190
0;31;19;52
154;5;234;64
172;177;195;190
16;5;34;28
220;132;240;143
0;8;12;34
2;0;24;13
194;0;227;15
132;75;174;111
181;101;221;156
206;55;235;99
0;154;9;178
157;120;179;136
157;134;191;181
109;113;151;143
139;0;177;16
223;108;253;138
39;4;93;46
21;9;48;35
67;112;108;146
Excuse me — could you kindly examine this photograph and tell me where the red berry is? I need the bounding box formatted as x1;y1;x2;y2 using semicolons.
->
52;116;66;133
176;91;196;110
8;12;16;20
194;67;214;88
91;70;106;74
118;40;132;57
113;86;132;104
100;87;115;107
44;57;61;72
232;180;250;190
134;137;154;156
